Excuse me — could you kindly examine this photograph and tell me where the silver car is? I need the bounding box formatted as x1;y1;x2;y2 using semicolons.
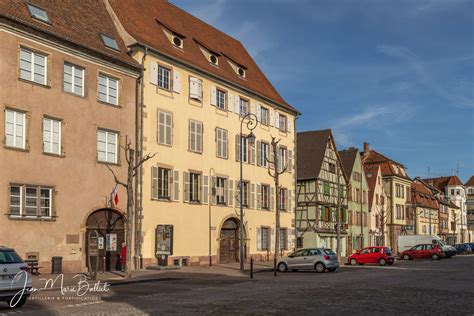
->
0;246;32;309
277;248;339;273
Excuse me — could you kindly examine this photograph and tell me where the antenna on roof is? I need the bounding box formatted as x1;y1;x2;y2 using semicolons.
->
427;167;431;178
455;162;460;177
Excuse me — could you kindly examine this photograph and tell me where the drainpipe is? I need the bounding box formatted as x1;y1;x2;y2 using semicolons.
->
138;47;148;269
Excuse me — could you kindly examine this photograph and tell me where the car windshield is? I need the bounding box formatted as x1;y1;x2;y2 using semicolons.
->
0;250;23;264
324;249;335;255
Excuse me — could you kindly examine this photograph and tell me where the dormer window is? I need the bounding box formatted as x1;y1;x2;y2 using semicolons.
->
100;34;119;51
238;67;245;77
27;4;50;24
172;35;183;49
210;54;218;65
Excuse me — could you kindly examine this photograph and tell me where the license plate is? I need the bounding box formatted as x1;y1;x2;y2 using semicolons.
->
1;275;15;280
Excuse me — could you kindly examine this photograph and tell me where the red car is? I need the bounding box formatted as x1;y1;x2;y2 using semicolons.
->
348;246;395;266
400;244;443;260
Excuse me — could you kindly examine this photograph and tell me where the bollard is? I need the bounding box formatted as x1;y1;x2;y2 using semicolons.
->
274;256;277;277
250;258;253;279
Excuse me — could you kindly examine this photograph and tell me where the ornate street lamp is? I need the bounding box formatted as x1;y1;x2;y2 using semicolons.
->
239;112;258;271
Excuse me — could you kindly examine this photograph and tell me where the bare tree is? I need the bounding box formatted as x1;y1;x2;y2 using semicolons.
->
106;136;156;278
266;136;287;259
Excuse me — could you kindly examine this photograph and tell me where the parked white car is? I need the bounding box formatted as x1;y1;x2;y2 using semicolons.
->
0;246;32;308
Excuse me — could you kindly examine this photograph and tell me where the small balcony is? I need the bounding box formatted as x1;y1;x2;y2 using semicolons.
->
315;220;348;234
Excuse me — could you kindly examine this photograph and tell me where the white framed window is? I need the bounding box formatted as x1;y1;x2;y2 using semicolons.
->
100;34;119;51
260;107;269;125
189;120;203;153
279;188;287;211
190;172;201;203
239;136;249;163
259;141;269;167
280;228;288;250
241;181;249;207
158;65;171;90
27;4;50;23
97;129;118;163
216;128;228;159
261;227;270;250
43;118;61;155
279;115;287;131
261;185;270;210
216;177;227;205
19;47;47;85
278;147;287;171
158;111;172;146
239;98;249;116
216;89;226;110
98;74;118;105
5;109;26;149
9;184;52;218
158;167;171;200
64;63;84;96
98;74;119;105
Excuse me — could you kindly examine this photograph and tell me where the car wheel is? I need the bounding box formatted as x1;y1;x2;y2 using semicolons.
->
379;258;387;266
350;258;357;265
327;267;337;272
403;254;410;260
315;262;325;273
8;297;27;308
432;254;440;260
278;263;288;272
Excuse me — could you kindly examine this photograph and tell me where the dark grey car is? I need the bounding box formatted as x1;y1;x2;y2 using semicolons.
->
277;248;339;273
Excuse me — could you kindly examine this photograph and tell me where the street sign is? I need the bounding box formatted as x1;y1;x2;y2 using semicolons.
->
106;233;117;251
98;237;104;250
155;225;173;256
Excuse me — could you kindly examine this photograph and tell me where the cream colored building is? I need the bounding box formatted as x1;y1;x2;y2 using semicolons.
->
364;164;389;246
108;0;299;266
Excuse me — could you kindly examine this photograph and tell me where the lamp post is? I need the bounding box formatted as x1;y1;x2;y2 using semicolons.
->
239;112;258;271
209;168;216;268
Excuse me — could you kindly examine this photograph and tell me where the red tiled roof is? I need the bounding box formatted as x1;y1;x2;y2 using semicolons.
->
0;0;139;69
422;176;464;191
108;0;296;113
412;180;439;209
465;176;474;187
362;150;411;180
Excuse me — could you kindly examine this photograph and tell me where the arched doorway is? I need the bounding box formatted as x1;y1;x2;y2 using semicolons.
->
219;218;244;263
86;209;125;272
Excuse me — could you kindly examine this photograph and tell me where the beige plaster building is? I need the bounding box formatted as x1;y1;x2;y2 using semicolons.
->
108;0;299;266
0;1;140;272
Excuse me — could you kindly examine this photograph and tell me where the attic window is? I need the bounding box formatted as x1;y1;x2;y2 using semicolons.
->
100;34;119;51
238;67;245;77
209;54;218;65
27;4;50;23
172;35;183;48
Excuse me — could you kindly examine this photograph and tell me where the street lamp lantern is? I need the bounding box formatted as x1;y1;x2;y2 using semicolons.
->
247;131;256;146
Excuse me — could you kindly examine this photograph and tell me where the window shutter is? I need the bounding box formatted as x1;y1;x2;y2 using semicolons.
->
210;85;217;106
227;94;233;113
320;206;325;221
150;61;158;85
275;112;280;128
223;178;228;205
256;184;261;210
270;186;275;210
250;183;255;209
271;228;275;252
235;95;240;114
211;176;217;205
287;229;291;250
151;166;158;199
250;102;256;115
288;190;292;213
256;104;261;122
228;179;234;207
189;77;202;101
183;171;190;202
288;150;293;173
173;70;181;93
235;181;240;207
257;227;262;251
173;170;180;201
269;110;274;127
249;142;255;165
235;134;240;162
287;117;292;132
197;122;203;153
166;113;172;145
256;141;261;167
203;175;209;204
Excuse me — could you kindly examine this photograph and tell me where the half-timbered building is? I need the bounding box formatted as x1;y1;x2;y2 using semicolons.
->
296;130;349;256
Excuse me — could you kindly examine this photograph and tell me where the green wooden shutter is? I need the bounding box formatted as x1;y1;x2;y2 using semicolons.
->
324;182;330;195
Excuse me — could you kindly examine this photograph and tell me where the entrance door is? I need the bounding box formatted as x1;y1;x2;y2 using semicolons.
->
219;218;241;263
86;209;125;272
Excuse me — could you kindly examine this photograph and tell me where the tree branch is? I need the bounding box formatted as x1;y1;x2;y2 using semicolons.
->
106;164;127;188
133;152;157;174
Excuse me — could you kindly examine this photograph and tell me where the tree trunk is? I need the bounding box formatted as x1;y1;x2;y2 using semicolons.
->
273;142;280;258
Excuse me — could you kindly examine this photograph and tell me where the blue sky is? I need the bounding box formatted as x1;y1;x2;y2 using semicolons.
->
172;0;474;182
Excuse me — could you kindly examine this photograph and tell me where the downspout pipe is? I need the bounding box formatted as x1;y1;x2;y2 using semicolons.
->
138;47;148;269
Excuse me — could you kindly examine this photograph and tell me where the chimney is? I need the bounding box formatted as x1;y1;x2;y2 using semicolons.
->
363;142;369;154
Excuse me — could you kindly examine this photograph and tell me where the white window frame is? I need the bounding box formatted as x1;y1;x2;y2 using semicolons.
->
97;129;118;164
158;65;171;90
239;98;249;116
9;185;52;218
189;172;201;203
19;47;47;85
158;111;173;146
259;142;269;167
241;181;249;207
279;115;287;131
63;62;85;96
240;136;249;163
5;109;26;149
279;188;287;211
43;117;61;155
216;177;226;205
98;74;119;105
261;185;270;210
260;107;269;125
216;89;226;110
278;147;287;171
189;120;203;153
261;227;270;250
216;128;228;159
158;167;171;200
